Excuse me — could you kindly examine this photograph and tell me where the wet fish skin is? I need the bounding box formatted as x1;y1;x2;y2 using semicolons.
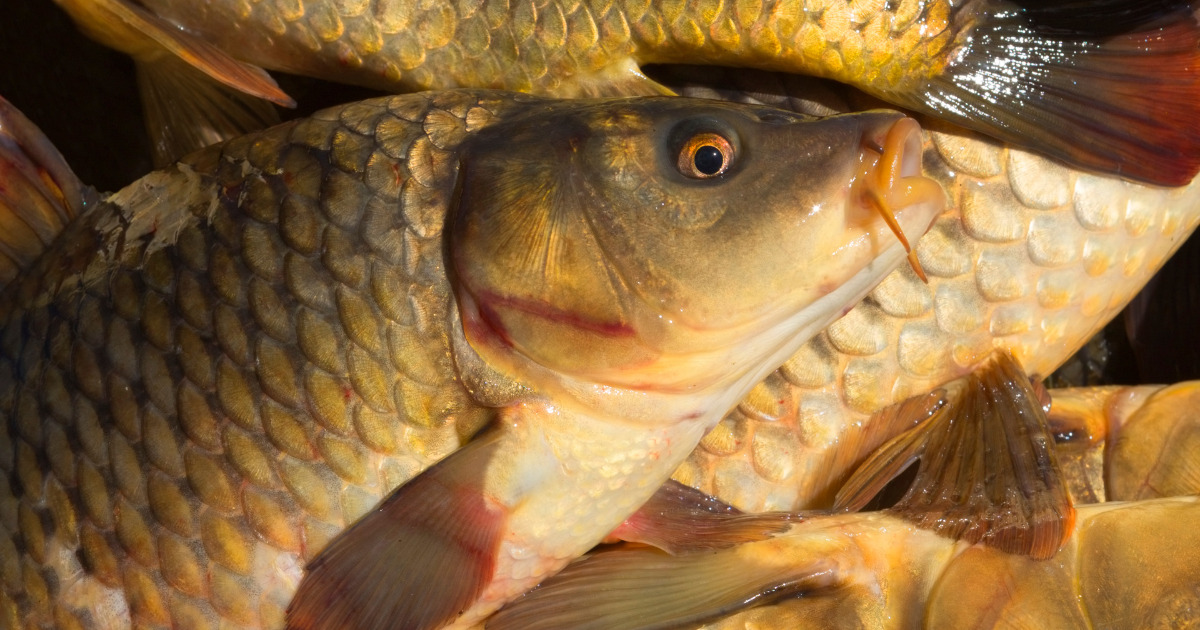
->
0;91;941;629
72;0;1200;184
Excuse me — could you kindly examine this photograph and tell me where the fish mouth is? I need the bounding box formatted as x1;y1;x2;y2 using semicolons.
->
854;116;942;282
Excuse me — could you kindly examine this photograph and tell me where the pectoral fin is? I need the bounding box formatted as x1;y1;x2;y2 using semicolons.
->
286;431;506;630
605;480;793;554
0;96;94;288
834;351;1075;560
488;538;837;630
908;0;1200;185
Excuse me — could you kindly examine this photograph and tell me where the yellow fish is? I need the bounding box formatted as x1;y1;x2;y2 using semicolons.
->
52;0;1200;184
489;363;1200;629
0;91;941;629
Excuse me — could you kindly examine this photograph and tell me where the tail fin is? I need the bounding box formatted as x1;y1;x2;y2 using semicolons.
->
906;0;1200;186
0;96;93;288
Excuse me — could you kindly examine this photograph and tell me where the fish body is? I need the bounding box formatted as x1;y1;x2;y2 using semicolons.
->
53;0;1200;183
0;91;940;628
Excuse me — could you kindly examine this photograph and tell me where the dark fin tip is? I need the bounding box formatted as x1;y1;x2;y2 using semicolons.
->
922;1;1200;185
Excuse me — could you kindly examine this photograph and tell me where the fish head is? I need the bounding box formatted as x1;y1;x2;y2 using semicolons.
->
451;98;944;397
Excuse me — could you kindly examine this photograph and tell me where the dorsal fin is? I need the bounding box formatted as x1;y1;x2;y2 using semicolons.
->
834;351;1075;560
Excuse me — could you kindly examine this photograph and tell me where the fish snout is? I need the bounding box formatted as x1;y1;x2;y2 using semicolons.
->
852;116;945;281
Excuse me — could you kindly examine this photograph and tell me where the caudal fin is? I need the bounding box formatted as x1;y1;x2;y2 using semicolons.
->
0;96;93;288
907;0;1200;186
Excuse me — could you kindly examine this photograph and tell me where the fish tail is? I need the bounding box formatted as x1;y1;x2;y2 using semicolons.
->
0;95;94;289
911;0;1200;186
286;431;507;630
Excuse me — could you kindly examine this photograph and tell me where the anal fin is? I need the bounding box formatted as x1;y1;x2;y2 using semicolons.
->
286;432;506;630
606;480;793;554
0;96;94;288
909;0;1200;185
834;351;1075;560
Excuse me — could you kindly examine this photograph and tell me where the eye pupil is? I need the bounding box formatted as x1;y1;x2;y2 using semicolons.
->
693;145;724;175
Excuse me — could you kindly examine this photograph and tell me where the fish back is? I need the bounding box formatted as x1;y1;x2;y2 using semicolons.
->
0;91;511;628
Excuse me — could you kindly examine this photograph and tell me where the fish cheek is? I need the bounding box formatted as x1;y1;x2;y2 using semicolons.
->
447;143;663;379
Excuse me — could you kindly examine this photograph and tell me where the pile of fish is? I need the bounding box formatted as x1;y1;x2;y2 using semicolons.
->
2;0;1199;628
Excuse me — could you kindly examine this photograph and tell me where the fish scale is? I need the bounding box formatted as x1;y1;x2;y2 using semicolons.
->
667;78;1200;511
137;0;945;96
0;91;514;629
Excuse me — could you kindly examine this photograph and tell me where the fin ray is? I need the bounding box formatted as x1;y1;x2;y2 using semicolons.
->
609;480;793;554
0;96;93;288
137;55;282;166
286;432;505;630
835;352;1075;559
489;541;835;630
908;1;1200;185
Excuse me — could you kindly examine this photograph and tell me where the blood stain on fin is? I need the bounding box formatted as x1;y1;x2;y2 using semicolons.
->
489;539;836;630
286;431;506;630
906;0;1200;185
835;351;1075;560
0;96;94;288
605;480;793;555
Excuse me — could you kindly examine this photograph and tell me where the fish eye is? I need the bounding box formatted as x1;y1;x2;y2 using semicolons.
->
677;132;734;179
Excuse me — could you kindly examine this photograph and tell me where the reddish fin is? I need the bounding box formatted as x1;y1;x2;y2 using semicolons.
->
0;96;94;288
286;432;505;630
835;351;1075;560
908;0;1200;185
606;480;793;554
488;540;835;630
